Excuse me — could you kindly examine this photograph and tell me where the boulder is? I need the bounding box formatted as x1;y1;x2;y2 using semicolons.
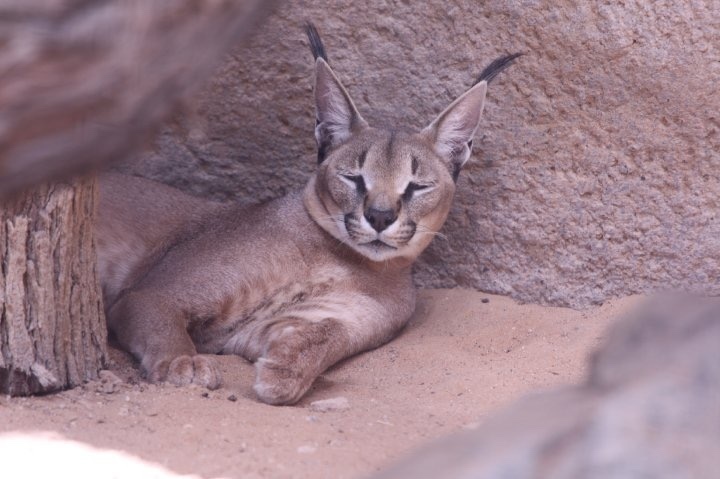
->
122;2;720;307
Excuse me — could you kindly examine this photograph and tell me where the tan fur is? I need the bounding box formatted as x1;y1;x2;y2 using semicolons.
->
96;46;494;405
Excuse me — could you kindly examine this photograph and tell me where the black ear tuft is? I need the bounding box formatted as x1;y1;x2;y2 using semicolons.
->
304;22;329;62
475;53;523;85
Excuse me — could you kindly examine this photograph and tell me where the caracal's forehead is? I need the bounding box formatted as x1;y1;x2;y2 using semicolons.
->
328;128;449;186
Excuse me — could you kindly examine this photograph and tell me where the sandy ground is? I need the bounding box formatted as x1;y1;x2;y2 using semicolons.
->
0;289;640;479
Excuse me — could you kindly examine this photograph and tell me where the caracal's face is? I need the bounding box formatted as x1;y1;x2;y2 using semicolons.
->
312;128;456;262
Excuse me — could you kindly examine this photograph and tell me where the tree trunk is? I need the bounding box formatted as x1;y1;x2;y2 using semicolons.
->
0;177;106;396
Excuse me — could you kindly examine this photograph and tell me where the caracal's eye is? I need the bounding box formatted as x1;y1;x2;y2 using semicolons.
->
339;174;367;195
402;182;431;201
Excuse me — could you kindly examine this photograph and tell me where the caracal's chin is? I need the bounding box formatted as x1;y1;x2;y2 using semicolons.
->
348;235;430;263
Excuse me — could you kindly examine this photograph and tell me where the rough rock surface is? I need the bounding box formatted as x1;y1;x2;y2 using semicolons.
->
370;296;720;478
0;0;274;197
121;1;720;307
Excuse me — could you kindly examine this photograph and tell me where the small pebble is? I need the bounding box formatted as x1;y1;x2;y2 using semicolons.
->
481;298;490;304
309;396;350;413
227;394;238;402
96;370;123;394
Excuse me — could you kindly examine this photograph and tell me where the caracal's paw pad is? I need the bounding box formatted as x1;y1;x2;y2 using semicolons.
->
148;355;222;390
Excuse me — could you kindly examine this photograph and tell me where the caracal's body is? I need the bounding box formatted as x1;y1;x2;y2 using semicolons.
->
96;25;518;404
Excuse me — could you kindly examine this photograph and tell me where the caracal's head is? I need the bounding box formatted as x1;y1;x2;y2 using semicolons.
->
303;24;519;263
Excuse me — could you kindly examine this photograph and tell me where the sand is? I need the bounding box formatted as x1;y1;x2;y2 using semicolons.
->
0;289;640;478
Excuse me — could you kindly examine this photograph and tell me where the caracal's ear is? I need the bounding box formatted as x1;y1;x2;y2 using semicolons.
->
313;58;368;163
421;81;487;181
305;22;367;163
422;52;522;181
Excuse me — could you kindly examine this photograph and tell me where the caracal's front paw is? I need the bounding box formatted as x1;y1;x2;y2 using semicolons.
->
253;356;317;405
147;355;222;390
253;319;345;405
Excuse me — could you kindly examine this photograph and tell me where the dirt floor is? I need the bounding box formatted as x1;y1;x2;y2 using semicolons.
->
0;289;640;479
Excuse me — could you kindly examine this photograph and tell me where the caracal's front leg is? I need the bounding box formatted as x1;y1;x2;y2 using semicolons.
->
253;317;358;405
108;290;222;389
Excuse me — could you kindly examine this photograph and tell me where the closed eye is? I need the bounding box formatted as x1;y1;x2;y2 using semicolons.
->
403;182;432;201
340;174;367;195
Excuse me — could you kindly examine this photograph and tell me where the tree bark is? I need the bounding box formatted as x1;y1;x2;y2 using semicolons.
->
1;178;106;395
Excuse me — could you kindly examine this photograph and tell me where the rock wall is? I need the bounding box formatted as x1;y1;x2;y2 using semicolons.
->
122;1;720;308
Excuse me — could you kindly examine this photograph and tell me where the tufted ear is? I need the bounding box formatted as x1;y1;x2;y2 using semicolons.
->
421;80;487;181
313;58;367;163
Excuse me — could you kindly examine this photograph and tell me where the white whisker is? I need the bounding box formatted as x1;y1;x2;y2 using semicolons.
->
303;214;346;229
415;226;448;242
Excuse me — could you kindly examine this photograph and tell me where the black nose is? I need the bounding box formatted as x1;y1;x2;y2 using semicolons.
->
364;208;397;232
